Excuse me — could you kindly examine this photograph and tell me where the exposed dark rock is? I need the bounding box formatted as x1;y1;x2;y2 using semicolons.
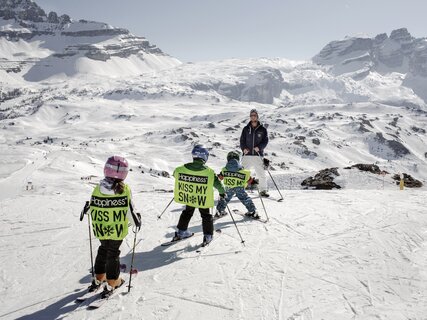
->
411;126;426;134
360;118;374;128
206;122;216;129
161;171;170;178
312;138;320;145
113;114;133;121
279;162;289;170
61;28;128;37
392;173;423;188
0;88;22;103
276;118;287;124
301;168;341;190
189;131;199;137
344;163;382;174
372;132;410;158
389;117;399;127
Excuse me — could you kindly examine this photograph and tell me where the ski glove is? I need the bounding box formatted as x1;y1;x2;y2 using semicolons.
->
135;212;142;230
263;158;270;169
79;201;90;221
248;178;259;186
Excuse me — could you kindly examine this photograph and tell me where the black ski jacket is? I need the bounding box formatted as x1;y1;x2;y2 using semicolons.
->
239;121;269;156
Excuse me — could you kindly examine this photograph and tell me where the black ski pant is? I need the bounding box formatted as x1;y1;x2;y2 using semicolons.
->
94;239;123;280
177;205;213;235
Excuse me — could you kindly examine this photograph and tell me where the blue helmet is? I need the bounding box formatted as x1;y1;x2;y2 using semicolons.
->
192;145;209;163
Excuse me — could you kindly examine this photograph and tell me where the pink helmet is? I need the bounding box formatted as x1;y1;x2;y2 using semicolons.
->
104;156;129;180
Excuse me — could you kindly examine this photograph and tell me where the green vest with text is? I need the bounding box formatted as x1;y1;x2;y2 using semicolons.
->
89;185;130;240
174;166;215;208
221;168;251;189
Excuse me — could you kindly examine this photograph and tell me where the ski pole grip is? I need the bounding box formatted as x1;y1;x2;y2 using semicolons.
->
79;201;90;221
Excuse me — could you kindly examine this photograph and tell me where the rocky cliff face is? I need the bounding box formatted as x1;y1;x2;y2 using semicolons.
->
0;0;180;79
313;28;426;75
313;28;427;101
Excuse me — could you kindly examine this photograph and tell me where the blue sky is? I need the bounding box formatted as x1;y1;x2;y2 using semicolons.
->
36;0;427;62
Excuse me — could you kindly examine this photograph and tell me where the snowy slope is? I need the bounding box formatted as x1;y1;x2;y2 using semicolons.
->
0;160;426;319
0;98;426;320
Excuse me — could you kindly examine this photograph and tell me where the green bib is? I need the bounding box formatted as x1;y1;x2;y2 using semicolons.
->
89;184;130;240
221;168;251;189
174;165;215;208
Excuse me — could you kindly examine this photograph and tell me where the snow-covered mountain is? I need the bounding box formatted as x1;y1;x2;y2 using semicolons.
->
0;2;426;319
0;0;181;81
313;28;427;101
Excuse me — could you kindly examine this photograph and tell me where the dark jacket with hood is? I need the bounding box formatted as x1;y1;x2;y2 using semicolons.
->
240;121;269;156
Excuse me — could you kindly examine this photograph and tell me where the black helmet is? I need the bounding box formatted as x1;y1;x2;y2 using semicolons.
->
192;144;209;162
227;151;240;162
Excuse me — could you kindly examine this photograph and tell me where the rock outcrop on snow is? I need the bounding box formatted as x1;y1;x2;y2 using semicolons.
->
392;173;423;188
344;163;384;174
301;168;342;190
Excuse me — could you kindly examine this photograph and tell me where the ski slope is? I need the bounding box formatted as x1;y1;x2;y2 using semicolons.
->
0;138;426;319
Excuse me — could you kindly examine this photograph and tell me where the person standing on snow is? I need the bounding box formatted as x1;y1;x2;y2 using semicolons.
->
240;109;270;197
87;156;141;298
215;151;260;219
172;145;225;246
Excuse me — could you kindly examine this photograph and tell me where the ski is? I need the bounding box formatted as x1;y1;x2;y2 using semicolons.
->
213;213;228;221
232;209;268;223
76;285;103;302
87;279;127;309
161;232;195;246
196;229;222;253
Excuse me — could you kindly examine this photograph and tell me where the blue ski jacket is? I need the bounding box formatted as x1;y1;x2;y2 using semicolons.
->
239;121;269;156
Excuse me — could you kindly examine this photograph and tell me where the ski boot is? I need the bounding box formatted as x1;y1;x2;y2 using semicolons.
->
202;234;213;247
173;229;193;241
214;210;227;220
88;278;104;293
101;278;125;299
245;211;260;220
259;190;270;198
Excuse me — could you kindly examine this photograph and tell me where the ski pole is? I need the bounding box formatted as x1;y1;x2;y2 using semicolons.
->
256;152;284;202
87;214;95;278
157;198;174;219
127;227;138;293
80;201;95;278
256;186;270;222
226;205;245;246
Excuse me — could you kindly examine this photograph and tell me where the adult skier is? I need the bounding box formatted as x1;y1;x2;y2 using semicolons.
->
87;156;141;298
240;109;270;197
173;145;225;245
215;151;260;219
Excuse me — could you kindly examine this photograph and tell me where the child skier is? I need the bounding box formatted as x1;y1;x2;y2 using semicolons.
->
87;156;141;298
215;151;260;219
173;145;225;245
